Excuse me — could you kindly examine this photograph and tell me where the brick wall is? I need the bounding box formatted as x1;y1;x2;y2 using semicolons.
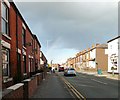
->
9;4;17;79
2;83;24;99
33;35;41;72
26;28;34;77
2;73;46;99
2;80;13;89
36;73;42;85
17;16;22;50
23;76;37;98
17;16;24;80
28;76;37;98
96;48;108;71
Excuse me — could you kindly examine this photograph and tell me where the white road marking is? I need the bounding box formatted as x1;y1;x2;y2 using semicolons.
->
78;84;95;87
91;79;108;85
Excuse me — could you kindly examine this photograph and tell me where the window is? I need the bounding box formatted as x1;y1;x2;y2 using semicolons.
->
118;42;119;49
1;2;9;35
32;39;34;50
2;47;10;77
23;55;26;73
22;27;26;47
29;58;33;72
110;45;112;49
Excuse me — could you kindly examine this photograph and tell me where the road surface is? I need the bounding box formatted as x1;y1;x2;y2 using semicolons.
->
58;72;119;99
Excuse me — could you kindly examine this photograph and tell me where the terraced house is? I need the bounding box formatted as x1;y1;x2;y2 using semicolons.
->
40;51;47;71
66;44;108;72
66;57;75;68
0;0;43;89
81;44;108;72
84;44;108;71
107;36;120;73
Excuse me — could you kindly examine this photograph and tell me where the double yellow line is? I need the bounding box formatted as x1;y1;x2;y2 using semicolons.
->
61;76;86;100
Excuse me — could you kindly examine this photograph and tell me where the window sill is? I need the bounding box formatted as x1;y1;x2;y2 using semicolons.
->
3;77;13;83
23;46;26;50
23;73;27;76
2;33;11;40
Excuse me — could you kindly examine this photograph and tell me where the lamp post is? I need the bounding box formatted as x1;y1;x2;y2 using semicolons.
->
51;60;53;68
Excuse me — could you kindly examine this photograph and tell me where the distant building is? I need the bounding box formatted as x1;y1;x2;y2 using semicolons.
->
40;51;47;71
88;44;108;71
107;36;120;73
75;53;81;71
66;57;75;69
78;44;108;71
66;44;108;72
52;64;60;71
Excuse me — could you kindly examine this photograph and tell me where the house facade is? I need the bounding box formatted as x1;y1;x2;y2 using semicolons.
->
81;44;108;71
66;44;108;72
107;36;120;73
0;1;42;89
89;46;96;69
40;51;47;71
88;44;108;71
32;35;41;74
75;53;80;71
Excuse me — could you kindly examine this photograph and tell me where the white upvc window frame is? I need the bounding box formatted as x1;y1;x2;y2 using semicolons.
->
1;2;9;36
2;47;10;78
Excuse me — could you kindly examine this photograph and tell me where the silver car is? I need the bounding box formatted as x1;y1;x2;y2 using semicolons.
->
64;68;76;76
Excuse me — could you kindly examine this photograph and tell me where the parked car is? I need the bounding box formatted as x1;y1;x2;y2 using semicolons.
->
64;68;76;76
58;67;64;72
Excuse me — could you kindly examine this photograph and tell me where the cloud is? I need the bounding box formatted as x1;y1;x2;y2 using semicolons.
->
15;2;118;63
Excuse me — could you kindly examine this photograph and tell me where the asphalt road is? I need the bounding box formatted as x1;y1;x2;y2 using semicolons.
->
58;72;119;99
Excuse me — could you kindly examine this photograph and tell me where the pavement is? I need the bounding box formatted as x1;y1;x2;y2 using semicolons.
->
78;71;119;80
31;72;74;99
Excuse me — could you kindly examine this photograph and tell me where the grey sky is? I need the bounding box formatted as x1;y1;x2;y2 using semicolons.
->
15;2;118;64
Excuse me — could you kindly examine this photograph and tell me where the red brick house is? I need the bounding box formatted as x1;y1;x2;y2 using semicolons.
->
32;34;41;75
0;1;42;89
40;51;47;70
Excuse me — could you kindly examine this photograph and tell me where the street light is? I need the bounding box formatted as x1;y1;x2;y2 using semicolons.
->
51;60;53;67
